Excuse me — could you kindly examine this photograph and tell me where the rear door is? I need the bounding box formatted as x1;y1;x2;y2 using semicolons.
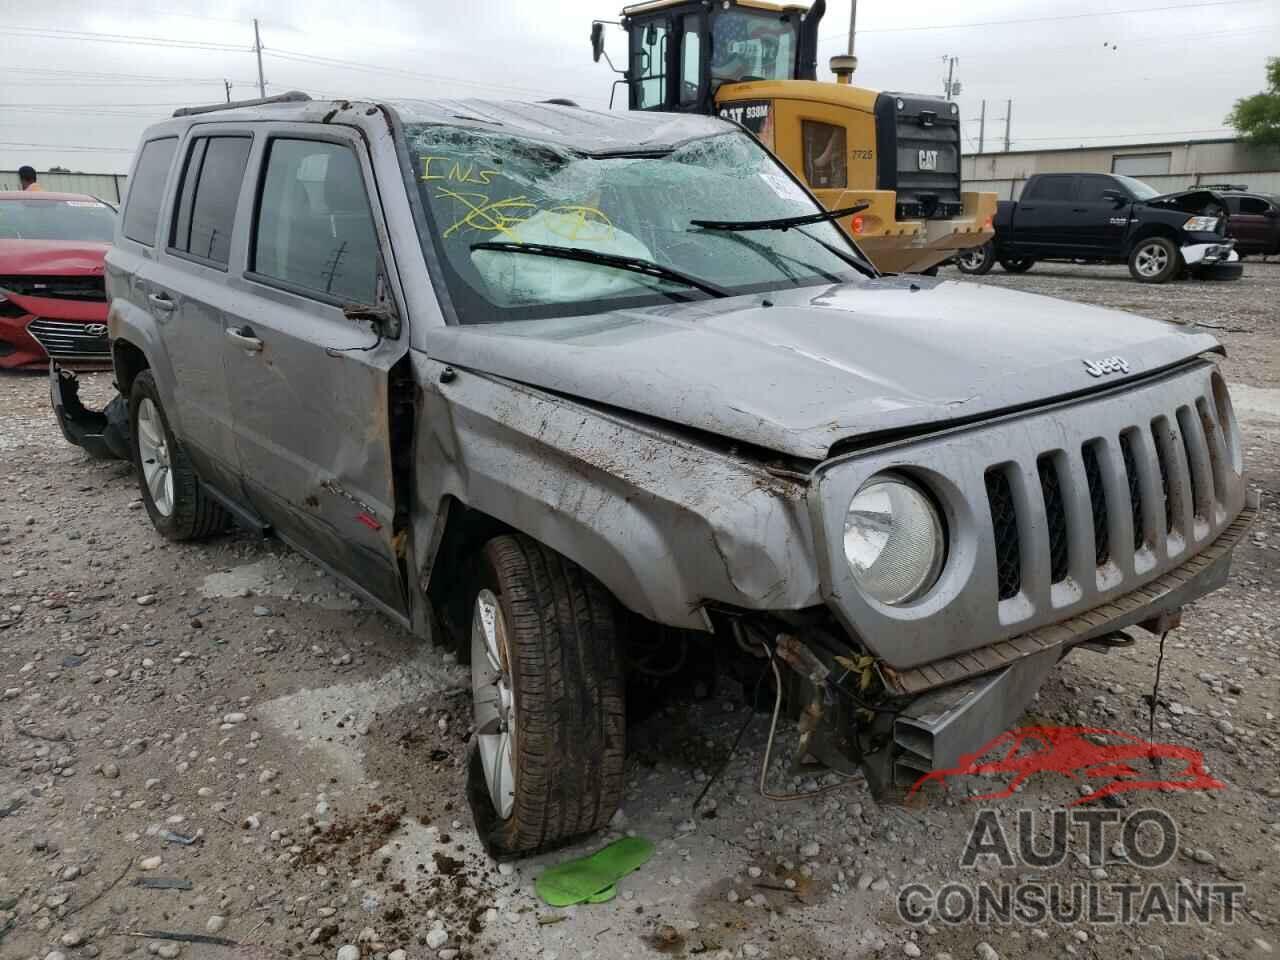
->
1010;175;1076;252
223;127;409;619
1072;175;1130;254
156;132;254;495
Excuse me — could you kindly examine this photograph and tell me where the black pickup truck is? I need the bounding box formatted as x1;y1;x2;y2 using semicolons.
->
955;172;1241;283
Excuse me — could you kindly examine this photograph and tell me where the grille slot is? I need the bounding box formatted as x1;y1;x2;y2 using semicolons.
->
1176;405;1207;520
0;275;106;302
26;318;111;360
1037;455;1070;584
985;468;1021;601
1151;418;1175;533
1119;431;1145;551
1081;442;1110;566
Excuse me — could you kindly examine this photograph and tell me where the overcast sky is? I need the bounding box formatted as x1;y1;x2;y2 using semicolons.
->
0;0;1274;175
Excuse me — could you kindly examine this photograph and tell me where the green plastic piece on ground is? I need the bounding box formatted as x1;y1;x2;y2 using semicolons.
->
586;884;616;903
535;836;654;907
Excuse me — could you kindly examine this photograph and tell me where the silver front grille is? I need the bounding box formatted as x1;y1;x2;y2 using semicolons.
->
812;360;1248;670
982;372;1240;626
27;318;111;360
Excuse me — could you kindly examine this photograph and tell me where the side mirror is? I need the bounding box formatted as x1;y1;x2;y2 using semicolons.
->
645;22;657;47
1101;189;1127;206
591;22;605;63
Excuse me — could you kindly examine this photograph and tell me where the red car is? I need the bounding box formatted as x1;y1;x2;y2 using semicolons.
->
0;191;116;370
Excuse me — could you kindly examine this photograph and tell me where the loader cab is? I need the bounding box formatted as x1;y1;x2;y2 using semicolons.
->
618;0;821;114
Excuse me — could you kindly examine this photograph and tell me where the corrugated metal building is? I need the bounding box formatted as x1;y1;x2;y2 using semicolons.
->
963;138;1280;200
0;170;128;202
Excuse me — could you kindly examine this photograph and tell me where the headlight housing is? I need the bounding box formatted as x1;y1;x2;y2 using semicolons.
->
1183;216;1219;232
843;476;945;605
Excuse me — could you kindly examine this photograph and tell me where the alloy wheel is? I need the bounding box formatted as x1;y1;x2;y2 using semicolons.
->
471;589;516;819
135;397;174;517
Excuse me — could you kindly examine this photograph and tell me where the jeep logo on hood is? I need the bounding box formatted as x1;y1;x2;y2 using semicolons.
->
1082;356;1130;378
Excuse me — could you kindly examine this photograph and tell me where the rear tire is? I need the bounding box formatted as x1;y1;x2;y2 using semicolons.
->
954;241;995;275
1128;237;1180;283
998;256;1035;274
128;370;225;541
466;534;626;859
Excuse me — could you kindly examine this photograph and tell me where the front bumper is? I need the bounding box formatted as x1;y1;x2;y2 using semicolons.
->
49;362;131;459
1182;241;1242;280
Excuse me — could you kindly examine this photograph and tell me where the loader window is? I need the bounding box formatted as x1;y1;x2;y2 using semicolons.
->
404;124;865;324
632;20;669;109
679;16;701;106
709;10;797;85
802;121;846;190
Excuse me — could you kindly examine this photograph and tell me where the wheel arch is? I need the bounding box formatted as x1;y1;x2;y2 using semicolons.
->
1126;224;1182;254
112;338;149;397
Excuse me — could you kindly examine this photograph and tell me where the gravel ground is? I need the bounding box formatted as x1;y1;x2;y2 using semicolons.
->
1;263;1278;960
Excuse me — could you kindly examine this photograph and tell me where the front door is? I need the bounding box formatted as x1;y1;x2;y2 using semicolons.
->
1073;175;1130;255
1226;195;1273;254
223;131;409;618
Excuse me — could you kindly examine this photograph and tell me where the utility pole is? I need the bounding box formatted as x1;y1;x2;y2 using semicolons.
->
936;56;957;101
253;18;266;98
977;99;986;154
847;0;857;55
1003;98;1012;152
224;79;232;103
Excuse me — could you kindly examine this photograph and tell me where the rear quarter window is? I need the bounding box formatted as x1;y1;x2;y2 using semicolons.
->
121;137;178;246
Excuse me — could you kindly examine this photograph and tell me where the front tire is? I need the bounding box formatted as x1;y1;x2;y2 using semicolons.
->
1128;237;1179;283
955;241;995;275
466;534;626;858
128;370;225;541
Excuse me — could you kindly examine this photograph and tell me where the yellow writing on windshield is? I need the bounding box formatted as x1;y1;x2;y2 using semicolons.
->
420;156;500;185
437;188;538;239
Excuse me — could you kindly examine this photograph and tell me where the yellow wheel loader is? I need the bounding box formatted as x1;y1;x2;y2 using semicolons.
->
591;0;997;274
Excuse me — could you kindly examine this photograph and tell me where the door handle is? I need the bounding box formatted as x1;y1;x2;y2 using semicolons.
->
1071;207;1087;212
147;292;175;312
225;326;264;353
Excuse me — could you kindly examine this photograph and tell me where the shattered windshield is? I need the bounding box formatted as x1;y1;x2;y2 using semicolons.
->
403;125;863;324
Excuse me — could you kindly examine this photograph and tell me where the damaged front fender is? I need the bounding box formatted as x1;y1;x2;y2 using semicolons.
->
49;362;131;460
411;355;822;631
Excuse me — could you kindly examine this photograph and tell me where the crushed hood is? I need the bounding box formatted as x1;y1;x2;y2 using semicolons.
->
427;277;1222;460
1143;189;1226;214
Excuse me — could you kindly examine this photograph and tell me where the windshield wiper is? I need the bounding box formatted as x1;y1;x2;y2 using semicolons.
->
689;202;869;233
470;241;729;298
690;203;879;278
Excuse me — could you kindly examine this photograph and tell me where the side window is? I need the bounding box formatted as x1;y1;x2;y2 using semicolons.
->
1223;197;1243;216
1239;197;1269;215
679;16;701;106
1026;176;1073;202
121;137;178;246
802;121;847;189
170;135;251;267
632;21;669;109
1076;177;1117;203
251;139;379;304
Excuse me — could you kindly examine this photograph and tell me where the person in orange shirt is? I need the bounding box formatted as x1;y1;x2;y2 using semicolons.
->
18;166;42;191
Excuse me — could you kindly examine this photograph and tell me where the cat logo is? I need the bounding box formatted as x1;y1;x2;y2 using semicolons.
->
918;149;939;171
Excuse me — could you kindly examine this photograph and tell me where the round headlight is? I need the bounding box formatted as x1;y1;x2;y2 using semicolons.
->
843;477;945;605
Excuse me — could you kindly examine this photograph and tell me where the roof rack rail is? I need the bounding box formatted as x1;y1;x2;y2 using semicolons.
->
173;90;311;118
1198;183;1248;192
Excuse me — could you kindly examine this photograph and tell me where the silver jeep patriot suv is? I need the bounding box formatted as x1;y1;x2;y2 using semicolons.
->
53;92;1256;858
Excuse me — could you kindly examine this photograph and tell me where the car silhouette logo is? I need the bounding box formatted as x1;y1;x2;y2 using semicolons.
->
84;324;108;338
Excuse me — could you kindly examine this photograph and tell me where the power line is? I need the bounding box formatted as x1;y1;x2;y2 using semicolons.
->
1011;126;1235;143
0;26;245;52
819;0;1264;39
0;140;135;152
